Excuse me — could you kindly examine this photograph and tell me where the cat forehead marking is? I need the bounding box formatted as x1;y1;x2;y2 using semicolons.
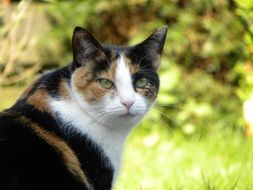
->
113;54;137;102
98;51;139;81
115;55;131;81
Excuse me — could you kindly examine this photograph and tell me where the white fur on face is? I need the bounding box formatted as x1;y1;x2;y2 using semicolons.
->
102;54;148;122
71;54;151;128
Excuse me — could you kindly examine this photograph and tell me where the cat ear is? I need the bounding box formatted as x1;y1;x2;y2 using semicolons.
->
72;27;104;66
133;26;168;70
139;26;168;54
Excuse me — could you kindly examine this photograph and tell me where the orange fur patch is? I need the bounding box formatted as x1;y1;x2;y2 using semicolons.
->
73;60;117;102
58;80;71;100
124;55;140;74
26;89;52;113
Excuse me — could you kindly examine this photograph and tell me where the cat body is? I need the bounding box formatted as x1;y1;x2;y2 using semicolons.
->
0;26;167;190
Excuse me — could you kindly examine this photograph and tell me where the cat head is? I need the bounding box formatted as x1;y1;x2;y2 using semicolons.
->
70;26;167;127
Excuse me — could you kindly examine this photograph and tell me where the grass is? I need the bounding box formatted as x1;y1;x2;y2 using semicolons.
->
1;87;253;190
115;125;253;190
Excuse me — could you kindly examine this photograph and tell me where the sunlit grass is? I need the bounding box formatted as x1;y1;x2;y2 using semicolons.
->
115;123;253;190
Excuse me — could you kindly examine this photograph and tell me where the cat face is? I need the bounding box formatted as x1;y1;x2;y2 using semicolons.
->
70;27;167;127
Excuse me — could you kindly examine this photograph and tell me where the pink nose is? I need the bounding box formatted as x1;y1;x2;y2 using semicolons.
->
120;101;134;109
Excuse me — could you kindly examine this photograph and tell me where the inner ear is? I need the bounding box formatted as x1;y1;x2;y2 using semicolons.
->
72;27;104;67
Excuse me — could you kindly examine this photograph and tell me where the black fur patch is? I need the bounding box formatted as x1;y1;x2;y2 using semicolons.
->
132;70;160;91
40;66;71;99
19;66;71;101
0;111;86;190
4;101;114;190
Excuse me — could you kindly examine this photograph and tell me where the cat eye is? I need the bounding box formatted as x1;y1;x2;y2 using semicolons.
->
135;77;148;88
98;79;114;89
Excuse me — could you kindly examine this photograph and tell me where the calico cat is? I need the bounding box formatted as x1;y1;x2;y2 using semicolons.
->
0;26;167;190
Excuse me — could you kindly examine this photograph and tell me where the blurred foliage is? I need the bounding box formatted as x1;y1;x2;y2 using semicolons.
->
233;0;253;100
115;124;253;189
46;0;248;78
0;0;41;86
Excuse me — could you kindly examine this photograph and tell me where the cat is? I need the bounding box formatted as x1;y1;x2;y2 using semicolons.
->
0;26;167;190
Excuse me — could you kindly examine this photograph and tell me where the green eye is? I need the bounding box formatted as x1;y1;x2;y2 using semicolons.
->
98;79;114;89
136;77;148;88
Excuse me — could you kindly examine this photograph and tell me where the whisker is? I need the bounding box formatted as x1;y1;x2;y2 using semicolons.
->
140;62;155;70
91;112;110;128
153;108;177;122
107;111;114;129
159;118;173;133
144;114;173;133
137;53;155;66
139;68;157;73
154;104;182;110
87;110;109;118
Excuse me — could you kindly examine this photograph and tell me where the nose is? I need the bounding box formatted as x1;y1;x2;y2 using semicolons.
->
120;100;134;110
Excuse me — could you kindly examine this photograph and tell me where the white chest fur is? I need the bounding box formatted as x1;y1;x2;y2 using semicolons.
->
50;98;133;185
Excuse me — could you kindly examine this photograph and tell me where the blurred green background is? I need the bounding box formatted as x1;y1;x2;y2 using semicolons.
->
1;0;253;189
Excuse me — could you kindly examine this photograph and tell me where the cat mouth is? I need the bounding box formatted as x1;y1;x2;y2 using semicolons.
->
118;112;135;118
